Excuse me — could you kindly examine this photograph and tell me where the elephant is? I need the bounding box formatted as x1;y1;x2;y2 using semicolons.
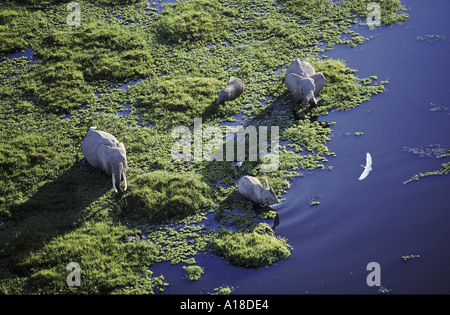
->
82;127;128;193
216;77;245;105
284;59;326;107
238;175;278;205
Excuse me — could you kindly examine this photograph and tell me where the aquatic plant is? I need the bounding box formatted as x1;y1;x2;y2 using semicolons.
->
401;254;420;261
312;59;386;114
403;148;450;184
119;171;216;223
0;8;45;55
20;21;154;112
183;265;205;281
133;76;225;129
0;220;162;294
340;0;409;26
403;162;450;184
211;285;235;295
156;0;234;44
378;286;392;294
210;224;292;268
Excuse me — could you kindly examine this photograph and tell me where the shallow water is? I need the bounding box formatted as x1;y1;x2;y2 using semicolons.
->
6;47;36;65
151;0;450;294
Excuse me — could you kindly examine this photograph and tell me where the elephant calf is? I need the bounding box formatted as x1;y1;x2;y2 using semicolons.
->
285;59;326;107
216;77;245;105
82;127;128;193
238;175;278;205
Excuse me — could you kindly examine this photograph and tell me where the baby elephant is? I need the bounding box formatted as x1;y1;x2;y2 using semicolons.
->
216;77;245;105
82;127;128;193
238;175;278;205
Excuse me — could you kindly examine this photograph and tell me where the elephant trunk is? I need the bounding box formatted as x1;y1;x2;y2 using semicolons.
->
303;90;316;107
111;162;126;193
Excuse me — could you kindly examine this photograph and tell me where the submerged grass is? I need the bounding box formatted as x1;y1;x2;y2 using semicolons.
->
0;0;410;294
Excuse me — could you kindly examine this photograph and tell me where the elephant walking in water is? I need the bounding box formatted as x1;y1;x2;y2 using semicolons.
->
285;59;326;107
238;175;278;205
82;127;128;193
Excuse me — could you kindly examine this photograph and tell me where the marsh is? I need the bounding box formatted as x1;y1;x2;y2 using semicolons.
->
1;0;448;295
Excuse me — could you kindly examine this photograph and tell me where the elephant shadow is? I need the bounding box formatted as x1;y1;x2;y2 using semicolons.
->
254;204;280;230
247;88;331;131
214;186;280;231
0;164;112;275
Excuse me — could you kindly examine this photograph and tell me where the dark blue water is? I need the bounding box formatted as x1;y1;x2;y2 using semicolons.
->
152;0;450;294
6;47;36;65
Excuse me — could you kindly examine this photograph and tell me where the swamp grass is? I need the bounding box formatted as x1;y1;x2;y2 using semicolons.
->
0;0;412;294
210;223;292;268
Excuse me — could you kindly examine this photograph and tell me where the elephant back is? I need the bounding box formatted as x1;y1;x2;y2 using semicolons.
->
285;59;316;79
82;129;120;169
238;175;263;203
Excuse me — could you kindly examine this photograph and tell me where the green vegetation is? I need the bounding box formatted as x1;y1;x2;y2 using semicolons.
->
183;265;205;281
211;285;235;295
119;171;216;223
1;220;165;294
403;148;450;184
403;161;450;184
210;224;292;267
0;8;45;55
156;0;234;44
20;21;154;113
134;76;225;129
401;254;420;261
340;0;409;26
0;0;409;294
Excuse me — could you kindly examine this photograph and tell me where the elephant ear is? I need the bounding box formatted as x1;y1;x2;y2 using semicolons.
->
311;73;326;96
97;144;112;175
118;143;128;172
285;73;304;102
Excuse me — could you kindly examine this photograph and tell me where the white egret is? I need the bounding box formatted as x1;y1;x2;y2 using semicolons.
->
358;152;372;180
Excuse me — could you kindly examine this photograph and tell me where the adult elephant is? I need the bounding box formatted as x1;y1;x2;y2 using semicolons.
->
285;59;326;107
82;127;128;193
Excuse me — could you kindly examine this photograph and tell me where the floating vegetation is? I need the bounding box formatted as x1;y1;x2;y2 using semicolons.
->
416;34;446;44
133;76;225;129
0;8;45;55
378;286;392;294
156;0;234;44
309;194;322;206
210;224;292;268
339;0;409;26
403;146;450;184
403;161;450;184
428;102;448;112
211;285;235;295
403;144;448;158
183;265;205;281
401;254;420;261
0;0;409;294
